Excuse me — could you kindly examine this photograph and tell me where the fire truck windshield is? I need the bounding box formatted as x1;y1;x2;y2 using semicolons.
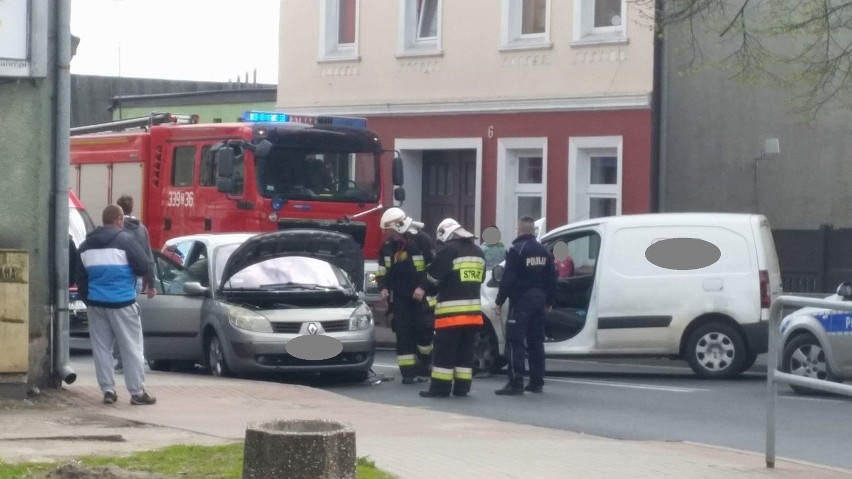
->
256;149;380;203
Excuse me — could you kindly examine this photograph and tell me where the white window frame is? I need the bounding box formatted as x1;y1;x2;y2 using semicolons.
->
394;138;483;237
319;0;360;62
568;136;622;223
572;0;628;46
501;0;553;51
496;138;548;238
398;0;442;57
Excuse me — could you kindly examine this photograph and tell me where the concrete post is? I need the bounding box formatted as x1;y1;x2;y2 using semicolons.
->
243;419;356;479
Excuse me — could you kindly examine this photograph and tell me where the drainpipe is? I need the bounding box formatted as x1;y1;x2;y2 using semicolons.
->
655;0;669;213
53;0;76;385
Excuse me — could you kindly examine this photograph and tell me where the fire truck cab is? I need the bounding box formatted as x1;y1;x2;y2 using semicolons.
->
70;112;405;301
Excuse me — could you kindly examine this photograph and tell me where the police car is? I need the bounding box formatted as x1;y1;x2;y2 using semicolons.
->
780;281;852;393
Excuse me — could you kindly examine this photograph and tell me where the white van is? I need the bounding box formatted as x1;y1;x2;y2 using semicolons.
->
479;213;783;379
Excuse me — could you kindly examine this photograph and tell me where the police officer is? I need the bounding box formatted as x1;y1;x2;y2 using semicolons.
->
377;207;437;384
494;216;556;395
414;218;485;398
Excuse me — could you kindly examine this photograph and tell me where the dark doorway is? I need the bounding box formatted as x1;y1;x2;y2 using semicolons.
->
421;150;476;239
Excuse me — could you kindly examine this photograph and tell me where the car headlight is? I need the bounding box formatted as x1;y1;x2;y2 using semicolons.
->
349;303;373;330
227;305;272;333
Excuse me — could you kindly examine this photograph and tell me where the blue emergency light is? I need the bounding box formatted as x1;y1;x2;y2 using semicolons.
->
242;111;367;128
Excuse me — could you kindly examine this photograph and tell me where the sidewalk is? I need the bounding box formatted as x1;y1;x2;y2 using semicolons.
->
0;362;848;479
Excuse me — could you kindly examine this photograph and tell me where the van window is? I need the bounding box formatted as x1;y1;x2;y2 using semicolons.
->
544;232;600;279
171;146;196;187
611;225;752;277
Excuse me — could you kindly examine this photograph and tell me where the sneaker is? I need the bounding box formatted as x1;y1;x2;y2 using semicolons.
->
452;391;468;397
102;391;117;404
419;390;449;398
524;384;543;393
495;383;524;396
130;391;156;406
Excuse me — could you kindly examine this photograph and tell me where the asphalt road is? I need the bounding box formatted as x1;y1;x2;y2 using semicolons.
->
317;350;852;470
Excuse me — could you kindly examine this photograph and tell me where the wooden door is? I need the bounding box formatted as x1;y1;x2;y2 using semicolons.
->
421;150;476;239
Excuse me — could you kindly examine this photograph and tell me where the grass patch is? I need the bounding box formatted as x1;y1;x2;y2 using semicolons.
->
0;443;397;479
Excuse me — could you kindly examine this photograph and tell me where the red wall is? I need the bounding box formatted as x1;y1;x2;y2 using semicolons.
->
369;109;653;232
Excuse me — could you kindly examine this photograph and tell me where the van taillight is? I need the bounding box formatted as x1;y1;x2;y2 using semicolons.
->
759;270;771;308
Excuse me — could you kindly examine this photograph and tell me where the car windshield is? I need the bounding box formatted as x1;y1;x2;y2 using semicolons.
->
255;148;379;203
214;244;352;291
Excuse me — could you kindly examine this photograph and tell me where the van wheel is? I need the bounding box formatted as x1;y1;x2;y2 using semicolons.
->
473;325;505;374
206;334;232;377
738;353;758;373
685;323;746;379
782;333;836;394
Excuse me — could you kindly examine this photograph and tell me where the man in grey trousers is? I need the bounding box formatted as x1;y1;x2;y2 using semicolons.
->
113;195;156;372
76;204;156;405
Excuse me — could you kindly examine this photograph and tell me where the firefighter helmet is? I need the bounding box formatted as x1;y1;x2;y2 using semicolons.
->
380;207;413;234
436;218;474;243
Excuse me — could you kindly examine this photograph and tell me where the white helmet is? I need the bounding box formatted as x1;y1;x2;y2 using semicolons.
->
436;217;474;243
381;207;413;234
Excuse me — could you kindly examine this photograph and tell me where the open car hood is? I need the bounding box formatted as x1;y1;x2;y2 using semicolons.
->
219;229;364;291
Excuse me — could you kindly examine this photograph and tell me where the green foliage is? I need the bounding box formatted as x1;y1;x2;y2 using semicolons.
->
0;445;396;479
631;0;852;112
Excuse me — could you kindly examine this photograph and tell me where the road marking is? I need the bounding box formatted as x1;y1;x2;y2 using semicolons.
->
372;363;705;392
544;377;707;393
547;358;693;371
782;395;849;403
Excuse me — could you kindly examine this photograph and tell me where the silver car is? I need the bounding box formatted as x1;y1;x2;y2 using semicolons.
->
140;229;375;381
780;281;852;393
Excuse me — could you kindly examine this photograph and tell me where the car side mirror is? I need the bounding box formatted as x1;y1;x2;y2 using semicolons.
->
487;265;505;287
215;145;235;178
394;187;406;203
216;177;236;194
392;156;404;186
254;139;272;159
836;281;852;299
184;281;209;296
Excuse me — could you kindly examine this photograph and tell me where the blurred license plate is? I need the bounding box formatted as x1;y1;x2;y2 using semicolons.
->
69;300;86;311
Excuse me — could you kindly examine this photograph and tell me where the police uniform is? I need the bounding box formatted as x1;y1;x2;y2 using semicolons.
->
418;230;485;397
376;230;437;381
495;233;556;394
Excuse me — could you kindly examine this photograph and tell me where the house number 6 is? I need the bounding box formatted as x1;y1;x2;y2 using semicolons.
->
487;126;494;139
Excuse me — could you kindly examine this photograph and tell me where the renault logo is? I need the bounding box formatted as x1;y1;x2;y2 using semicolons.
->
307;323;319;335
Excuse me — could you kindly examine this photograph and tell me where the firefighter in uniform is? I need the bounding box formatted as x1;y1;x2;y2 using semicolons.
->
413;218;485;398
377;207;437;384
494;216;557;395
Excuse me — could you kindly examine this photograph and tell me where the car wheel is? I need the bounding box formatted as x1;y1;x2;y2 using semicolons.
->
472;325;505;374
782;333;836;394
685;322;747;379
148;360;173;372
206;334;231;377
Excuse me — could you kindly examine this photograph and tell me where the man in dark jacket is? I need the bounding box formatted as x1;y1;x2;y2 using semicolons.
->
116;195;156;297
376;207;437;384
494;216;557;395
414;218;485;398
114;195;155;373
76;204;156;406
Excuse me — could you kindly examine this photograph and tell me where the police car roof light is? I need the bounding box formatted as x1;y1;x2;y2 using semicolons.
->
242;110;367;128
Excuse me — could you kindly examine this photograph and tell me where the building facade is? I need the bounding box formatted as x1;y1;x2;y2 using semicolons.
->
276;0;657;237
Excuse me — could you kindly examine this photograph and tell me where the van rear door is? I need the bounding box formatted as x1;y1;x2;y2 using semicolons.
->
752;216;783;319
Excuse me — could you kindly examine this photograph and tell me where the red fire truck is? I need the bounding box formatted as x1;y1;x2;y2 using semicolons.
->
69;111;405;300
